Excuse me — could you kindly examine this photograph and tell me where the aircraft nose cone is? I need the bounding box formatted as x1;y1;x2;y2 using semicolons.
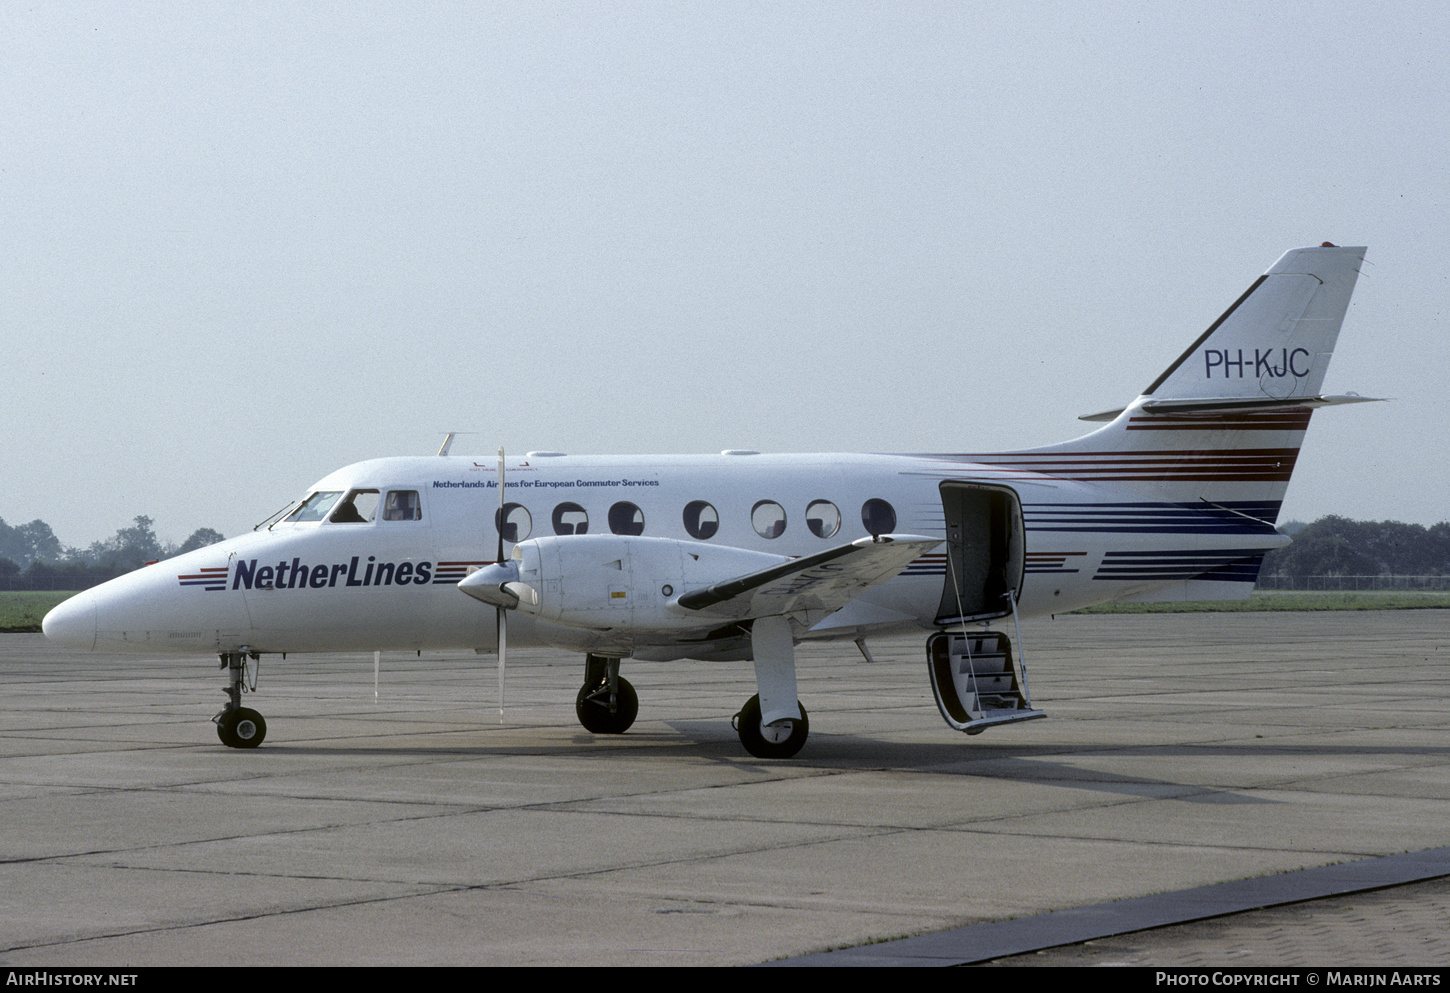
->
42;592;97;650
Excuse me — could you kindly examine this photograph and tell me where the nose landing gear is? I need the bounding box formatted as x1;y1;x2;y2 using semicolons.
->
214;650;267;749
217;707;267;748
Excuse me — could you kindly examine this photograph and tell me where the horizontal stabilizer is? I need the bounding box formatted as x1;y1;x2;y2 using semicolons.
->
676;534;941;620
1080;392;1385;422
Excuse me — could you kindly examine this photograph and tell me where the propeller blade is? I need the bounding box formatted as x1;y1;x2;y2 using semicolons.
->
496;447;506;564
497;605;506;723
497;446;506;722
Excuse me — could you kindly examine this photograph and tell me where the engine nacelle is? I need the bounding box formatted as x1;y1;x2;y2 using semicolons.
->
508;535;786;633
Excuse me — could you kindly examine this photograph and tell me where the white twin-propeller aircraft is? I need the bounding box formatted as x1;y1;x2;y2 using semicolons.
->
44;245;1374;758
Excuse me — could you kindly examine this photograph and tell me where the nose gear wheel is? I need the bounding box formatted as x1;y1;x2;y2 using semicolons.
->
217;707;267;748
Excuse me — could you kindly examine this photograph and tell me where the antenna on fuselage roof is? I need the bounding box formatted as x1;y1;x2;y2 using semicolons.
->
437;431;478;456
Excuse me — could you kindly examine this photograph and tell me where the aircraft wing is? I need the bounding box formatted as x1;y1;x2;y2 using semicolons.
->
675;534;941;621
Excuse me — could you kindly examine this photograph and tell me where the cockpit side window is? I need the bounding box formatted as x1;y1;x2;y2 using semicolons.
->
329;489;380;524
285;491;343;522
381;490;422;522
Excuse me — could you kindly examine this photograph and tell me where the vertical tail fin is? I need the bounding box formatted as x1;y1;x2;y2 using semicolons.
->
1139;244;1366;408
921;246;1375;604
1036;244;1373;520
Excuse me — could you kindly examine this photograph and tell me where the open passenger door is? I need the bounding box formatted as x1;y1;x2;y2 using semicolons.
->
928;481;1043;734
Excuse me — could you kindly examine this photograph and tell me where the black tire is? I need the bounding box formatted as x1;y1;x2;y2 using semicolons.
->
217;708;267;749
733;694;809;759
575;676;639;734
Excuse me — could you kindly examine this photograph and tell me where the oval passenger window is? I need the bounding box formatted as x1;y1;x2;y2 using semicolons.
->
683;500;719;540
752;500;786;539
609;502;645;536
861;498;896;537
552;502;589;535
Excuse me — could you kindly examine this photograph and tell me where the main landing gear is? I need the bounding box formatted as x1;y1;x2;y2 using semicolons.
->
732;615;809;758
732;694;809;759
214;650;267;749
575;654;638;735
572;654;809;758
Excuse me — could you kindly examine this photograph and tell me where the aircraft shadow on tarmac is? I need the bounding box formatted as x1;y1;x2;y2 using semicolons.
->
212;725;1429;804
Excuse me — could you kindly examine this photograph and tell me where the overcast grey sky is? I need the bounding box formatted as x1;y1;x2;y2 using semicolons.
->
3;1;1446;548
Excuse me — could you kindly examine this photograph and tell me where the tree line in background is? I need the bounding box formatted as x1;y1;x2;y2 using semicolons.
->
3;512;1449;593
0;516;224;591
1257;516;1450;586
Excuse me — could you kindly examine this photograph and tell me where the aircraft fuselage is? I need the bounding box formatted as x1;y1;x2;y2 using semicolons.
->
43;449;1287;659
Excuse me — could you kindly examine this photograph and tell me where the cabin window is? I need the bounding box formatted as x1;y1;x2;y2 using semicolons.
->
285;491;342;522
608;501;645;536
682;500;718;540
329;489;380;524
552;502;589;535
806;500;841;538
752;500;787;539
381;490;422;521
496;503;532;543
861;498;896;537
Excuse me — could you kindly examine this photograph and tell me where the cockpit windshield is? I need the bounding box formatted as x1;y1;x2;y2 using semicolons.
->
283;488;420;525
285;491;343;523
